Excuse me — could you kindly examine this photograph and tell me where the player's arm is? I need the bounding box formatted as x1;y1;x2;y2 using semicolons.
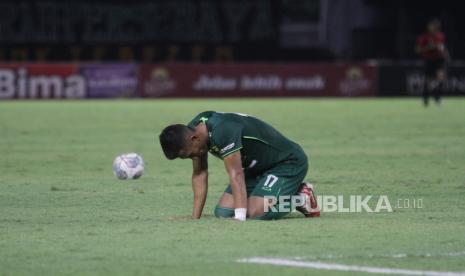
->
436;34;448;59
223;151;247;221
443;47;451;62
191;153;208;219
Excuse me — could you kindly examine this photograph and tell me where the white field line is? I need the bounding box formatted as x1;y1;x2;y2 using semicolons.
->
237;257;465;276
293;251;465;260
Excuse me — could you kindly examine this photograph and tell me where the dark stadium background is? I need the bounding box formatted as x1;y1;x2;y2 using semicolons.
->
0;0;464;98
1;0;464;61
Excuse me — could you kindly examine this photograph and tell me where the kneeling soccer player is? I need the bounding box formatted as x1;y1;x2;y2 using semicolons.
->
159;111;320;221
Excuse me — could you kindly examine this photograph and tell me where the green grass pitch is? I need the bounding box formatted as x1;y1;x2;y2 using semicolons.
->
1;98;465;275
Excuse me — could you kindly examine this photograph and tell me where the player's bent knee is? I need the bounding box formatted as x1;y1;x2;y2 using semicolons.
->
214;205;234;218
247;196;290;220
246;207;265;219
246;196;267;218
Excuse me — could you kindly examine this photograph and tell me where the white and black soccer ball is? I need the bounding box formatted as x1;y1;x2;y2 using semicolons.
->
113;153;144;180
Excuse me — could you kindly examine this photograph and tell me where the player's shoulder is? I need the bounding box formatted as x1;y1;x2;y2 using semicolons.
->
188;110;217;127
194;110;216;119
207;113;244;140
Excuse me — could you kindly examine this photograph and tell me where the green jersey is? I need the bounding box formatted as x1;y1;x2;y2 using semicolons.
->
188;111;306;176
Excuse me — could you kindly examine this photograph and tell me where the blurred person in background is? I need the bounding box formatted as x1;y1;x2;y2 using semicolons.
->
415;18;450;107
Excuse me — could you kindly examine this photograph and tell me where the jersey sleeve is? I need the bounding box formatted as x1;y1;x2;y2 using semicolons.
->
211;122;243;158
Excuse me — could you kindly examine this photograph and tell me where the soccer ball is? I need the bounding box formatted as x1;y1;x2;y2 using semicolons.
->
113;153;144;180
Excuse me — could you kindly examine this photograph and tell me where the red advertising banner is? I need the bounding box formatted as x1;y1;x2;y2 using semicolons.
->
139;63;377;97
1;62;377;99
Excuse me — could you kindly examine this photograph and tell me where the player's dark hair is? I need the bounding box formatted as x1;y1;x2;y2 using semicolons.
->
159;124;191;160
